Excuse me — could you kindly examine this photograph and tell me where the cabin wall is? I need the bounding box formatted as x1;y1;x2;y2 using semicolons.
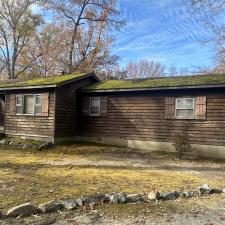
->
54;77;96;142
78;88;225;159
4;89;55;142
0;98;5;127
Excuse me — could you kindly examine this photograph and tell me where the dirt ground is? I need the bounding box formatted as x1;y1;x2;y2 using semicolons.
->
0;143;225;224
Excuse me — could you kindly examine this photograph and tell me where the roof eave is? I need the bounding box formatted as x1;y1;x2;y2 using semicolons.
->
0;72;99;91
83;84;225;93
0;84;57;91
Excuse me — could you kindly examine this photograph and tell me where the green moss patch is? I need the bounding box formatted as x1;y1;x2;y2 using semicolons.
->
0;73;87;88
84;74;225;91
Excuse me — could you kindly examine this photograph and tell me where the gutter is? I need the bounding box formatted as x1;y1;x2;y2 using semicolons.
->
0;84;57;91
83;84;225;93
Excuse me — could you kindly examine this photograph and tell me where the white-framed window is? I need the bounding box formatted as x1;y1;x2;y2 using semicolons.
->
175;98;195;119
16;94;43;116
89;97;101;116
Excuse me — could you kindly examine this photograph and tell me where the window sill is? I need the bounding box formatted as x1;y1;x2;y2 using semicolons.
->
175;117;195;120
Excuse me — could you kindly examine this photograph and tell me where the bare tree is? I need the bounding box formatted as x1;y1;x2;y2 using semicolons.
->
17;23;69;78
191;0;225;73
125;59;165;78
44;0;124;74
0;0;42;79
168;65;178;76
192;0;225;14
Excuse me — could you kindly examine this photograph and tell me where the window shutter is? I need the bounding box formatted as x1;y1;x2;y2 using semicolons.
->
100;96;108;116
165;97;175;119
9;94;16;115
82;96;90;116
41;93;49;116
195;96;206;120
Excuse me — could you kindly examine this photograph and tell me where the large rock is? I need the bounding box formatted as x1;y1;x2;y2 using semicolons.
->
60;199;77;210
147;191;160;201
38;201;64;213
197;184;211;195
109;192;127;204
127;193;144;203
160;191;179;201
6;203;39;217
76;194;108;207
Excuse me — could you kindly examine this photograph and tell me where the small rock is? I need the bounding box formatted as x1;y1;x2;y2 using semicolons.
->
60;199;77;210
6;203;39;217
197;184;211;195
76;194;107;207
160;191;180;201
39;142;53;151
181;191;197;198
8;141;13;146
0;139;7;145
222;188;225;193
0;211;4;219
109;192;127;203
147;191;160;201
38;201;64;213
127;193;144;203
210;188;223;194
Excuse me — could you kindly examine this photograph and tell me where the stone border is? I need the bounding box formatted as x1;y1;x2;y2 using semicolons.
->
1;184;225;219
0;138;53;150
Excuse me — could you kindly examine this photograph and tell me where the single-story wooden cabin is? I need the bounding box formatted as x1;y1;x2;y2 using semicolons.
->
1;72;225;159
0;73;98;143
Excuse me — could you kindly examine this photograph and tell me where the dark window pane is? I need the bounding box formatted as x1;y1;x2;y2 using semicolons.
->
35;95;42;105
16;106;22;114
16;95;22;105
35;106;41;115
90;98;100;115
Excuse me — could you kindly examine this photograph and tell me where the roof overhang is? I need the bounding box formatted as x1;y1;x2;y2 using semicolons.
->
0;84;57;91
83;84;225;93
0;72;99;92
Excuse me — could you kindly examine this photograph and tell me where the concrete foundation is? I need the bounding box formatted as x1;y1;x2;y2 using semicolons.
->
75;136;225;160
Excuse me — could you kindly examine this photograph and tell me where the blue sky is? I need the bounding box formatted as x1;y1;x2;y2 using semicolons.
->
113;0;215;72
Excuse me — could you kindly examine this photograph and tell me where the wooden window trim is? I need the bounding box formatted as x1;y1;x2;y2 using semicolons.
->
89;97;101;116
175;98;195;119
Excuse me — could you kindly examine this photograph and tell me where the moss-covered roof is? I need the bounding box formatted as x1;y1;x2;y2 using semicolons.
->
85;74;225;91
0;73;90;89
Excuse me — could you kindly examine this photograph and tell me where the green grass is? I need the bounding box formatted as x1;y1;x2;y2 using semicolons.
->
0;73;87;88
84;74;225;90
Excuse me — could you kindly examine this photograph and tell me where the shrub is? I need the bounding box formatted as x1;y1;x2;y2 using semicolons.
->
173;133;191;159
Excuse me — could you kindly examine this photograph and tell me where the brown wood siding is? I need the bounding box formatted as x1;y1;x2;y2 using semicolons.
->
4;90;55;137
78;90;225;146
54;77;95;137
0;98;4;126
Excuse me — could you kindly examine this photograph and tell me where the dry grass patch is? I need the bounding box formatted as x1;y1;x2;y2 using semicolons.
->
0;143;224;213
